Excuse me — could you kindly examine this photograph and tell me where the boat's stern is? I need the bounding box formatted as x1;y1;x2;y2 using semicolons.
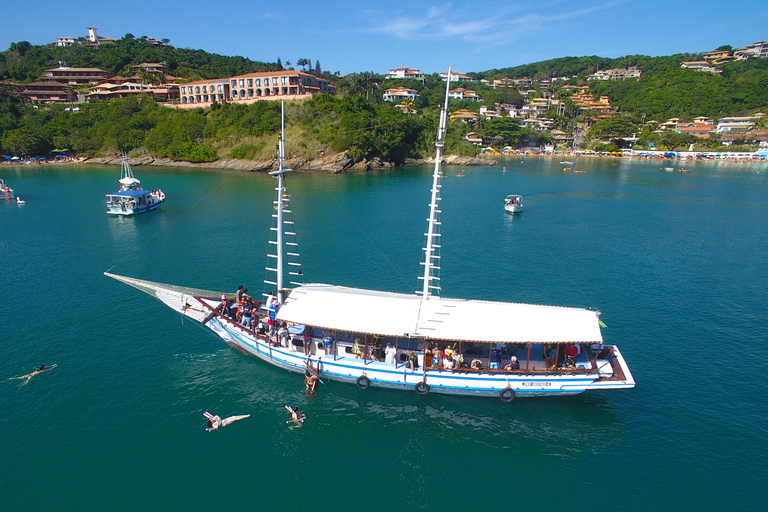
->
586;344;635;390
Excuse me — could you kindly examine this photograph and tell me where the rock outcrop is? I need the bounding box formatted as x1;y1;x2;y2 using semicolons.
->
83;152;494;172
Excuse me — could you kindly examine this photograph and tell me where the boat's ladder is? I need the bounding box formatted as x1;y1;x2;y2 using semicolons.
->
264;185;304;295
416;67;452;298
264;101;303;301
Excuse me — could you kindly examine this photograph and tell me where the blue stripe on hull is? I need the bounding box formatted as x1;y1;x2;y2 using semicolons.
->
208;319;594;398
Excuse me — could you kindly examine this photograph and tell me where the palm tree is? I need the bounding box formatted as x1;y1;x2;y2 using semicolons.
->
400;98;416;114
297;58;310;72
285;60;292;69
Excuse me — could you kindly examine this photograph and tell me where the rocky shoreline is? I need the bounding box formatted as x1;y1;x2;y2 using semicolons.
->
82;152;498;173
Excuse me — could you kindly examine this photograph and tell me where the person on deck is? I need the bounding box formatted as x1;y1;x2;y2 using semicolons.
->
241;301;254;329
235;285;245;302
543;344;557;369
384;342;397;364
505;356;520;371
277;323;288;346
216;295;229;316
431;344;443;368
489;345;501;369
407;351;419;372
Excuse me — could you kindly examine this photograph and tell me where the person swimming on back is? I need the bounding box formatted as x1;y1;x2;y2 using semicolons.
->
10;364;56;386
203;411;250;431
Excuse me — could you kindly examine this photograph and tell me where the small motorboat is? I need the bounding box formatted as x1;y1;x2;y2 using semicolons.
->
0;179;14;200
560;161;575;165
664;167;674;172
504;194;523;213
16;197;25;204
679;168;690;174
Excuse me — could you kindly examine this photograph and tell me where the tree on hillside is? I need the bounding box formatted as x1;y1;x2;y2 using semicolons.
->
315;60;322;76
297;58;309;72
8;41;32;56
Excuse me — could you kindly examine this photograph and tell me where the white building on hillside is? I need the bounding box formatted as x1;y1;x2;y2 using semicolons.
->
385;67;424;79
440;70;473;82
734;41;768;60
383;87;419;101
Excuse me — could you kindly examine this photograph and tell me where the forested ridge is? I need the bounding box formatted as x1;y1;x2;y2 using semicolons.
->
1;37;767;161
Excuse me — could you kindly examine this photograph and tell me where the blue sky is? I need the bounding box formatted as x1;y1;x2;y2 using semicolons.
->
2;0;766;76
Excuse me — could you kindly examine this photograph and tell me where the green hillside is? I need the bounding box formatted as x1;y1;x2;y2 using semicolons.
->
1;37;767;160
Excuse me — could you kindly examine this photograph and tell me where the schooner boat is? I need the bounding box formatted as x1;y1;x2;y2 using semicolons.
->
106;85;634;401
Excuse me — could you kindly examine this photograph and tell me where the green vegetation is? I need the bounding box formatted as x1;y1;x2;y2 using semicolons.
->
2;38;767;160
0;35;283;84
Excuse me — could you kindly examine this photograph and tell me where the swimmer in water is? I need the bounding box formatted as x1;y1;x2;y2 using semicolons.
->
203;411;250;431
285;406;305;425
10;364;56;387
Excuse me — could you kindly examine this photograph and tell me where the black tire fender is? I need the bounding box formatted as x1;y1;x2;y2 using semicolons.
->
500;387;515;402
356;375;370;389
415;381;430;395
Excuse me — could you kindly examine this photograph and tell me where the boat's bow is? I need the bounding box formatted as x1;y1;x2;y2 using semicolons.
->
104;272;226;323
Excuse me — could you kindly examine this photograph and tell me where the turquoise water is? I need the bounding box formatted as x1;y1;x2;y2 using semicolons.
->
1;158;767;510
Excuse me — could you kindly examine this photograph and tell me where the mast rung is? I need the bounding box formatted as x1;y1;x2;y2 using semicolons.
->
270;228;278;231
287;252;300;256
272;215;279;218
423;233;441;236
289;272;302;276
286;242;298;246
265;267;278;272
268;241;278;245
264;280;277;285
267;254;278;259
282;210;292;213
287;262;301;266
283;221;294;225
285;232;296;236
289;281;303;285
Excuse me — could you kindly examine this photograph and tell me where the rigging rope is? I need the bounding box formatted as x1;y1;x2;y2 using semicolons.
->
324;188;415;294
104;176;232;275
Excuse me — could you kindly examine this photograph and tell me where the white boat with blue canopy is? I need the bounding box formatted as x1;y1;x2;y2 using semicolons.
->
105;87;634;401
106;155;165;215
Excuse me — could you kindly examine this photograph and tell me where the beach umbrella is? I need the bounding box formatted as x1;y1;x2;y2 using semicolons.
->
11;156;20;160
4;155;11;160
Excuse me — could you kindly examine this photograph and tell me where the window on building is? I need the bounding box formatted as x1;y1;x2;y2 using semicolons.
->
247;79;253;87
203;86;207;93
231;80;237;88
204;95;209;102
282;87;288;95
195;86;201;94
281;76;286;85
196;95;201;102
255;79;261;86
240;89;245;98
272;77;278;85
217;85;223;92
181;87;186;94
239;79;244;87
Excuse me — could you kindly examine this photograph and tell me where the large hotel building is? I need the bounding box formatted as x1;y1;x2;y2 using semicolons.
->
178;70;334;107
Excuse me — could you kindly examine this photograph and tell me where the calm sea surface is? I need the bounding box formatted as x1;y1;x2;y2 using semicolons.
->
1;157;767;511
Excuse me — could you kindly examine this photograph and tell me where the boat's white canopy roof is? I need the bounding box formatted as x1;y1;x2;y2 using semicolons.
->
119;177;140;186
276;283;603;343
